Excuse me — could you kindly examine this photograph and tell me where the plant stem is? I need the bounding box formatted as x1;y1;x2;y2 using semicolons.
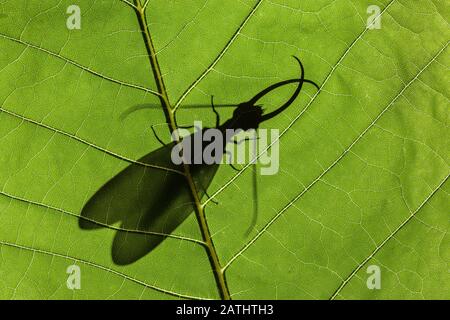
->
133;0;231;300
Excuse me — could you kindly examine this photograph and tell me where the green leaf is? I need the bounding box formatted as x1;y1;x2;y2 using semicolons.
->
0;0;448;299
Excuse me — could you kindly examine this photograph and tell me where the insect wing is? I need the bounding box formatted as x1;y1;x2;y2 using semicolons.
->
80;143;218;264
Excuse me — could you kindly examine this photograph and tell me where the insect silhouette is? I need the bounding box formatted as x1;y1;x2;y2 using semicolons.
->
79;56;319;265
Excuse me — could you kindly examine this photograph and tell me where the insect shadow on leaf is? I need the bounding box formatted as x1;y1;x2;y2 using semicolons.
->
79;56;319;265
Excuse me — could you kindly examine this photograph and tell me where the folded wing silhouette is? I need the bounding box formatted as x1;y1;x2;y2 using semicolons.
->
79;145;218;265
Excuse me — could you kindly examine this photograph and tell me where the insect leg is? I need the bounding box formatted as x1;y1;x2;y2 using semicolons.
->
224;149;241;172
245;163;259;236
232;136;260;145
150;125;167;146
228;163;243;172
204;190;219;205
197;180;219;205
210;96;220;127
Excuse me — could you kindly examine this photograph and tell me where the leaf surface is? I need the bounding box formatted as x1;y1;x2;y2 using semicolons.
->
0;0;448;299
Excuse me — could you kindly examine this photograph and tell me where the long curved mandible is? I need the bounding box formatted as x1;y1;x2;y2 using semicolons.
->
244;56;319;123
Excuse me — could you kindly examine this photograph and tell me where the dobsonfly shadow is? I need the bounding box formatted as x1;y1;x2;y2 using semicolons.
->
79;56;319;265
